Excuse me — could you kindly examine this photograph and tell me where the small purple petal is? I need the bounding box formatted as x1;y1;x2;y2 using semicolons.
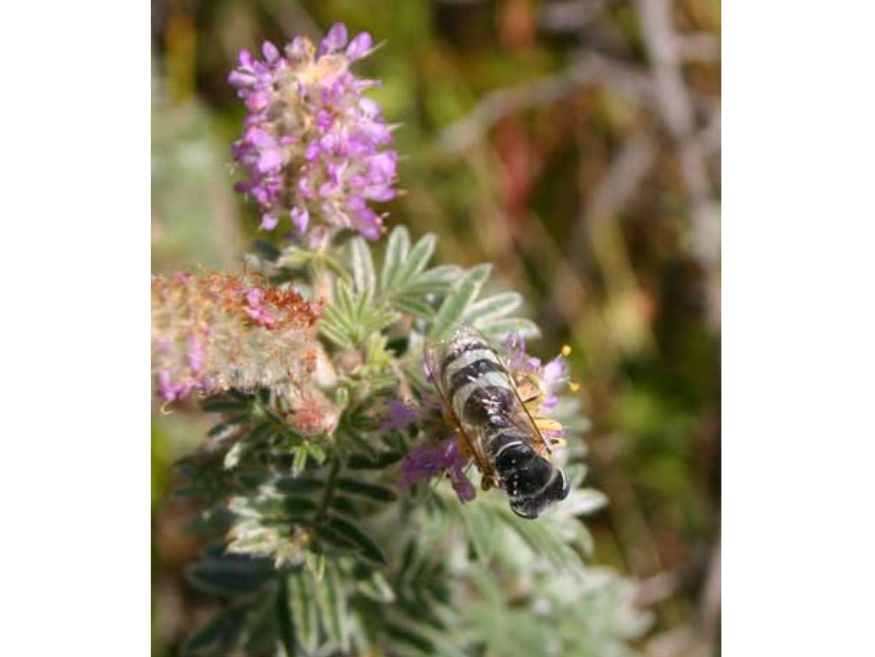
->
290;207;309;233
543;357;566;389
262;41;280;63
321;23;348;53
244;91;269;112
228;70;257;88
379;398;420;431
260;213;279;230
187;336;204;374
450;464;476;503
257;149;284;173
158;370;176;402
304;142;321;161
346;32;373;60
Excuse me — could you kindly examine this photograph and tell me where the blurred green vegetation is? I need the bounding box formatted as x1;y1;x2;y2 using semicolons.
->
152;1;720;655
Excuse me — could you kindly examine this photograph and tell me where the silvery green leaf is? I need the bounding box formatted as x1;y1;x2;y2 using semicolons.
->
348;236;376;293
185;554;275;597
287;570;319;654
475;317;541;341
569;488;608;515
398;233;437;280
402;264;461;295
463;292;523;323
224;441;246;470
380;226;410;293
429;263;491;339
315;562;350;651
276;244;313;270
324;515;387;564
391;295;435;319
335;478;398;502
182;606;245;656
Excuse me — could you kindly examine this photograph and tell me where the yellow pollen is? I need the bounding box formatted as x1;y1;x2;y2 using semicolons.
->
569;381;580;392
561;344;572;357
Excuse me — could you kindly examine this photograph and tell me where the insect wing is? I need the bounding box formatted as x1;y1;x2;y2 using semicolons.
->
423;338;496;484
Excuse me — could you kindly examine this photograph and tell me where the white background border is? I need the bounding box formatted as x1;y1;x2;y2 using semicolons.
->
0;1;873;654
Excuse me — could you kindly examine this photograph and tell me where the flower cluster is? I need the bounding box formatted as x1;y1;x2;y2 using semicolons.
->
229;23;398;240
504;331;573;414
151;272;320;403
401;439;476;502
396;331;574;501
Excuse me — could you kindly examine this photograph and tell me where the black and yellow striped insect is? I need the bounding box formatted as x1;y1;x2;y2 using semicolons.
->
424;326;570;519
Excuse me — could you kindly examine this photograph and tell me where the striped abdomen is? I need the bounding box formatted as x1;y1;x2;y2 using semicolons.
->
439;328;570;519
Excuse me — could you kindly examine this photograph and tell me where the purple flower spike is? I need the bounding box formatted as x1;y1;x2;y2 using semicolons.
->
400;438;476;503
229;24;397;239
503;331;576;413
379;398;420;431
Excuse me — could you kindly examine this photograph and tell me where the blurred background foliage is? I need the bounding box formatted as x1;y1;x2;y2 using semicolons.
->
152;0;720;655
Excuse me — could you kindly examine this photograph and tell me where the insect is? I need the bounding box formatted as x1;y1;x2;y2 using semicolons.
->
424;326;571;519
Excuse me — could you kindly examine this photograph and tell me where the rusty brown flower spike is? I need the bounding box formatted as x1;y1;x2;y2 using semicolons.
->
151;272;321;403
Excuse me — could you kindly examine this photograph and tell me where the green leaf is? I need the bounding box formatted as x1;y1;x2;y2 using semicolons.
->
463;291;523;323
349;236;376;293
355;570;396;603
223;441;246;470
276;244;313;270
476;317;541;341
229;494;318;521
273;477;324;495
324;515;387;564
430;264;492;339
201;394;251;413
185;554;275;596
402;264;461;295
313;523;357;552
380;226;410;293
335;478;398;502
287;570;319;654
182;606;245;656
398;233;437;280
390;295;435;319
315;562;350;651
253;240;282;262
346;451;404;470
291;448;309;476
318;317;353;349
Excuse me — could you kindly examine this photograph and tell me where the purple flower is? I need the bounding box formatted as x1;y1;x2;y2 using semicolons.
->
400;438;476;503
503;331;574;413
229;24;397;240
321;23;348;53
379;398;420;431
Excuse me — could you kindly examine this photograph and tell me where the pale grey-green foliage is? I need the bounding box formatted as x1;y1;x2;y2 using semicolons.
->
178;226;650;657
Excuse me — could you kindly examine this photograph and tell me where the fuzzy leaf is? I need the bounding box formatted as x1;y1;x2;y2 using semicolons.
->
185;554;275;597
182;606;246;656
429;264;492;339
380;226;410;293
315;562;350;651
324;515;387;564
475;317;541;341
349;236;376;293
287;570;319;654
398;233;437;280
335;478;398;502
463;292;523;323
